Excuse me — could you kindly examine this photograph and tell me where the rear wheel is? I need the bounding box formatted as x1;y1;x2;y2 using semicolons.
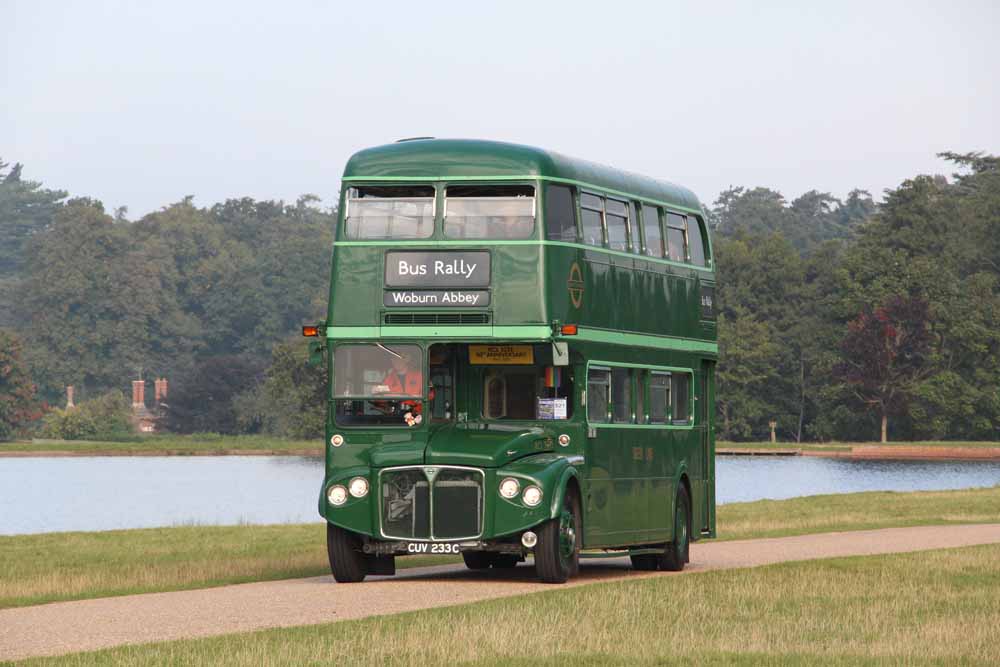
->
326;523;367;583
630;552;660;571
462;551;494;570
534;488;581;583
660;486;691;572
492;554;520;569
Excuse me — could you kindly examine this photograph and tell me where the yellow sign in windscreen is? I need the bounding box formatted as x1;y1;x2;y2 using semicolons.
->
469;345;534;365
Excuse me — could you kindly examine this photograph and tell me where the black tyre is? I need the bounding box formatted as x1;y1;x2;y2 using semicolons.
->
660;486;691;572
534;488;581;583
629;552;660;570
492;554;520;569
326;523;367;583
462;551;495;570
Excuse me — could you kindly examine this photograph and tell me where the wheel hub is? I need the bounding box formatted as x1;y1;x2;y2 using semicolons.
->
558;509;575;560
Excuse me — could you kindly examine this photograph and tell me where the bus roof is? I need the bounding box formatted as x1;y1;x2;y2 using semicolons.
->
343;139;704;213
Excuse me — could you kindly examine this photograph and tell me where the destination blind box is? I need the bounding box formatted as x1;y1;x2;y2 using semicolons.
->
384;251;491;308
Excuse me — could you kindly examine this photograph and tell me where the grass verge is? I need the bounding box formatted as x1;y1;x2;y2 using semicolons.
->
0;434;321;456
2;486;998;611
4;437;1000;457
719;440;1000;450
14;544;1000;666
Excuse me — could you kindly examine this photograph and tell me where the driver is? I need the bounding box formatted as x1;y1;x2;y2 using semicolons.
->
374;350;429;425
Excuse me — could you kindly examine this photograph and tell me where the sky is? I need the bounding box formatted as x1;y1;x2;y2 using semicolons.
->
3;0;998;217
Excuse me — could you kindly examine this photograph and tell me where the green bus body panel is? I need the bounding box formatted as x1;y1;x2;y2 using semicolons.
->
343;138;702;212
321;139;717;551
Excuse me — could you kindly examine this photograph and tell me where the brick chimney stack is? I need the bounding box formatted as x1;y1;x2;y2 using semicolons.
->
154;378;168;403
66;385;75;409
132;380;146;408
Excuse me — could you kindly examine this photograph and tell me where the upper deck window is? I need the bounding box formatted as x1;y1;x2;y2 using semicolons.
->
641;204;664;258
444;185;534;240
345;186;435;240
666;212;687;263
605;199;629;252
687;216;707;267
545;184;577;242
580;193;604;247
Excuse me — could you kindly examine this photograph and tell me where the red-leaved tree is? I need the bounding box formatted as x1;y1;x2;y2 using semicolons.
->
835;295;933;442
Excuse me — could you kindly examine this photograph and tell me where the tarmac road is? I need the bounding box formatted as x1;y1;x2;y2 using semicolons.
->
2;523;1000;662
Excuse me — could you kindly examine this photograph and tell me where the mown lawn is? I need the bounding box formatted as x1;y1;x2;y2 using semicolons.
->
15;544;1000;666
2;486;998;611
718;440;1000;450
0;434;322;456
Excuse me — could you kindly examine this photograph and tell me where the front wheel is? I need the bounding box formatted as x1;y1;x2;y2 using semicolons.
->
326;523;367;583
534;489;581;583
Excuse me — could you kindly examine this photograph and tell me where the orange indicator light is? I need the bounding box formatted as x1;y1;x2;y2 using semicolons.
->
302;326;319;337
560;324;578;335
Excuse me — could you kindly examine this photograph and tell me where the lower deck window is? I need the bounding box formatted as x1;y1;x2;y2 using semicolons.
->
587;368;610;422
649;373;670;424
483;366;574;420
611;367;631;422
672;373;690;423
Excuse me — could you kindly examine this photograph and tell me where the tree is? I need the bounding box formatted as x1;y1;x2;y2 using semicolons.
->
164;355;265;434
0;160;67;327
235;337;326;439
835;295;933;442
0;330;40;439
716;311;779;440
39;391;133;440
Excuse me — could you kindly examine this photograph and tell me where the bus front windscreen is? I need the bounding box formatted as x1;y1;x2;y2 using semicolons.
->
333;344;426;427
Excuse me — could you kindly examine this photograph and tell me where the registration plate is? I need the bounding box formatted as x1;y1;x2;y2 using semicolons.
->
404;542;461;554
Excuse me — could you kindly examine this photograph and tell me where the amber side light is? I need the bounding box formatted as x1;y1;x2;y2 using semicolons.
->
561;324;578;335
302;326;319;337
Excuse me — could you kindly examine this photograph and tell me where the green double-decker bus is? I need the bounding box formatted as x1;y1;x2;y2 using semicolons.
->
311;138;717;583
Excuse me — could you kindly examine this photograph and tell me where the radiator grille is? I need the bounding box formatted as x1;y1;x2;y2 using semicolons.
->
383;313;490;325
379;466;484;540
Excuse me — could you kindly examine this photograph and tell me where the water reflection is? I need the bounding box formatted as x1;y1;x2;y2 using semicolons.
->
0;455;997;535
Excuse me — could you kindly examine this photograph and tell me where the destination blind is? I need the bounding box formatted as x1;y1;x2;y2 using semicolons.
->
384;251;491;308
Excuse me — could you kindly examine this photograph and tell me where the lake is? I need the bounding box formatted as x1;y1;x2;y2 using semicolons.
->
1;455;998;535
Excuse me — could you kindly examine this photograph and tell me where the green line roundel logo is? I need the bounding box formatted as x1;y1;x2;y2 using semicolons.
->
568;262;584;308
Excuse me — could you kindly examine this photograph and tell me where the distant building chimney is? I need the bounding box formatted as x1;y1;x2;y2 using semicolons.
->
66;385;75;409
154;378;168;403
132;380;146;408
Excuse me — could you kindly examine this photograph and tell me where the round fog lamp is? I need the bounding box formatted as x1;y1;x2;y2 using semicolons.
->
330;434;344;447
499;477;520;499
349;477;369;498
558;434;571;447
521;531;538;548
522;485;543;507
327;485;348;506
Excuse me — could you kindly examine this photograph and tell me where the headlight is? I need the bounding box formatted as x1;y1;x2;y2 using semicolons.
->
349;477;369;498
522;485;543;507
499;477;520;499
558;434;570;446
327;485;348;506
330;434;344;447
